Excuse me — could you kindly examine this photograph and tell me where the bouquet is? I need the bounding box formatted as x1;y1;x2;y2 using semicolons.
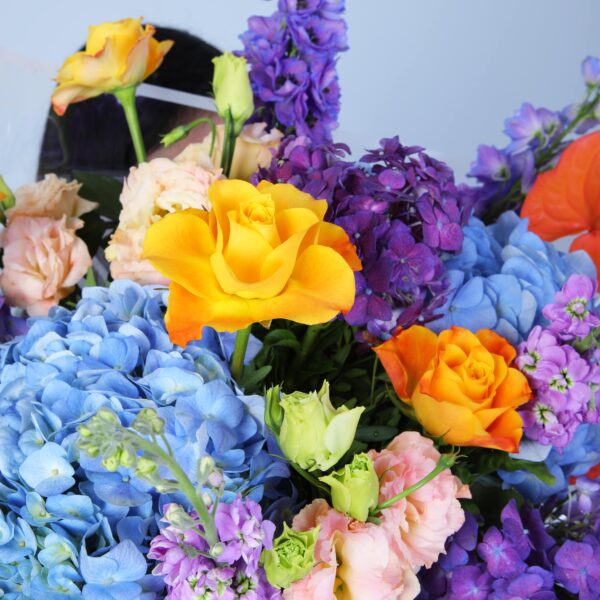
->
0;4;599;599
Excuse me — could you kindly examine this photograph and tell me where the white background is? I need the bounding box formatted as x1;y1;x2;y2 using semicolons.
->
1;0;599;188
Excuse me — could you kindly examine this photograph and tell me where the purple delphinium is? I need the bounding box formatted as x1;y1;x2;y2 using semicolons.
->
149;499;280;599
240;0;347;144
543;274;600;340
256;135;471;341
462;55;600;216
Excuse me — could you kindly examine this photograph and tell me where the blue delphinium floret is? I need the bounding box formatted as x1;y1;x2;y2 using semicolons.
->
0;280;288;598
430;211;597;344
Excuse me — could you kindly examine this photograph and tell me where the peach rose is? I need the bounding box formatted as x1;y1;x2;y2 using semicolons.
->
374;326;532;451
368;432;470;571
105;157;219;284
285;499;419;600
7;174;97;227
175;122;283;181
0;216;92;315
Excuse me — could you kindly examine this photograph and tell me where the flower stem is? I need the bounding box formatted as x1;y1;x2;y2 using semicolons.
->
85;267;96;287
113;86;146;164
133;434;218;546
372;453;458;513
220;108;237;177
231;326;251;382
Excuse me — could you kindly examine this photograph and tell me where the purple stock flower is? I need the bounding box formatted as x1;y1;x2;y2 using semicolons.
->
516;326;561;387
543;274;600;340
583;56;600;87
554;540;600;600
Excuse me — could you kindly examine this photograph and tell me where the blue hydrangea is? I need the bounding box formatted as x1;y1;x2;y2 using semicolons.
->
0;280;288;598
430;212;597;344
498;424;600;504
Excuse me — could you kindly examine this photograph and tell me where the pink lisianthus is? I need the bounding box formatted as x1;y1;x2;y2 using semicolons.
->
6;174;98;228
284;499;419;600
0;216;92;316
369;432;470;571
105;157;220;285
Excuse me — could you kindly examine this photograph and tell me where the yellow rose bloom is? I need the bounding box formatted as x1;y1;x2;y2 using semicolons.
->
52;18;173;116
143;179;361;346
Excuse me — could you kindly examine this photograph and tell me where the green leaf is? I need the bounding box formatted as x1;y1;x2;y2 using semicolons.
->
240;365;272;392
73;170;123;220
355;426;398;443
470;451;556;486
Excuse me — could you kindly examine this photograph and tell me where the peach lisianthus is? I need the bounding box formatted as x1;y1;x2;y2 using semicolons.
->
175;122;284;181
368;432;470;571
105;157;219;285
52;18;173;115
0;216;92;316
6;174;97;227
284;499;419;600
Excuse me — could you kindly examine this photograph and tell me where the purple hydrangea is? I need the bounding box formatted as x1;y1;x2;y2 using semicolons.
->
149;498;280;599
256;136;471;341
554;540;600;600
240;0;347;144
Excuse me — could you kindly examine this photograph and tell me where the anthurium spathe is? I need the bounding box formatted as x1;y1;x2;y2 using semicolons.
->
143;179;361;346
521;129;600;275
374;326;532;452
51;18;173;116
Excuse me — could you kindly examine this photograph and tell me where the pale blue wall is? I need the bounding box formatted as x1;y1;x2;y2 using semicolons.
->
1;0;599;187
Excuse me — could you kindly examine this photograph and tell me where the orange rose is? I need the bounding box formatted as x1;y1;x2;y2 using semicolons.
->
374;326;531;452
143;179;361;346
52;18;173;116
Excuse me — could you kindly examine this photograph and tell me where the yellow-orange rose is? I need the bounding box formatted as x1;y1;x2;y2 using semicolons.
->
52;18;173;116
143;179;361;346
175;123;284;181
374;326;532;452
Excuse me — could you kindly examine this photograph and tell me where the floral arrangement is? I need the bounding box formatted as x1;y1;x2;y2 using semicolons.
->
0;4;599;599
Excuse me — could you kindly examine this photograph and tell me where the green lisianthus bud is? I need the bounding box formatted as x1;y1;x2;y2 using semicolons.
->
319;453;379;522
265;385;284;437
212;52;254;136
278;381;364;472
262;524;319;589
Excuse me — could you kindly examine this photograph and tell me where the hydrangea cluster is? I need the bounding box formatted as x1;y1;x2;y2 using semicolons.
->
515;275;600;448
240;0;347;143
431;212;597;344
256;136;472;340
463;55;600;217
0;280;288;598
419;498;600;600
150;498;280;599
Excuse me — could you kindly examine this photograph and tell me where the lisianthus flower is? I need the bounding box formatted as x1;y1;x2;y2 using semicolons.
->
51;18;173;115
374;326;532;451
143;179;361;346
521;129;600;275
285;499;419;600
368;432;470;571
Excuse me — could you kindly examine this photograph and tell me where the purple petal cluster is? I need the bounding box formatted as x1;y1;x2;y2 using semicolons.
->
419;501;556;600
516;275;600;448
240;0;347;143
149;498;280;599
255;136;472;340
462;55;600;215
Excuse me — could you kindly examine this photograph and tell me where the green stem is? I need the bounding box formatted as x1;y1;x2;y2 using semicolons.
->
290;462;330;495
369;356;379;405
299;325;321;364
133;434;218;546
220;109;237;177
372;453;457;513
85;267;96;287
231;326;251;382
113;86;146;164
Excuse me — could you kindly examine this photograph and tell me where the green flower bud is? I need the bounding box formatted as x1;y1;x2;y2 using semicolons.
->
278;381;364;472
0;176;15;210
102;454;120;472
261;524;319;589
161;125;189;148
135;456;157;477
197;456;216;482
133;408;165;435
164;503;198;530
319;453;379;522
212;52;254;136
265;385;284;437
